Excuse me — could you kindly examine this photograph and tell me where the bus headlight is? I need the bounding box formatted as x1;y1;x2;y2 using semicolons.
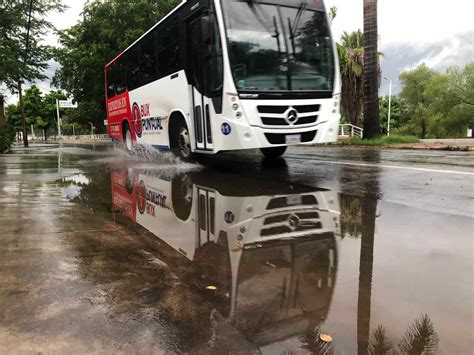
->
236;111;243;119
333;94;341;114
232;103;239;111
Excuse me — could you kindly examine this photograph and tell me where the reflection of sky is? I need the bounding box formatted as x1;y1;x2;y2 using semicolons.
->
63;174;90;186
61;174;90;200
63;185;83;200
228;30;276;51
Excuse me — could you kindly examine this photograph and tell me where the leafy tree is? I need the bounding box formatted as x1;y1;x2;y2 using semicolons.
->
0;0;65;147
337;31;364;126
23;85;44;129
5;86;67;140
399;64;436;138
53;0;180;132
398;63;473;138
446;63;474;107
363;0;381;139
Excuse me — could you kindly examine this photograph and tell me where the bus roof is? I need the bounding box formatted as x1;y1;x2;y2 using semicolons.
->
105;0;187;69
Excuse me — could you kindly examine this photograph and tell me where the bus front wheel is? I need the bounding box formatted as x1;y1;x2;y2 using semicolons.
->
171;119;194;161
260;146;287;159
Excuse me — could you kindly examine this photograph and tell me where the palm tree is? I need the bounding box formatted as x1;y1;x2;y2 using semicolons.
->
363;0;381;139
337;31;364;127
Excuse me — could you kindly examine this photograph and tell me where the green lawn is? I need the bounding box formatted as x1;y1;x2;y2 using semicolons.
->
344;135;419;146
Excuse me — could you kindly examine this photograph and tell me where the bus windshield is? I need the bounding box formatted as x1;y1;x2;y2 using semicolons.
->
222;0;334;93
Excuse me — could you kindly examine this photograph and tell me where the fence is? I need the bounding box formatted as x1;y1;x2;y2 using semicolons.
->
338;124;364;139
59;134;111;142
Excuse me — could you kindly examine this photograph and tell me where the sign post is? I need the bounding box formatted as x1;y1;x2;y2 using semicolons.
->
56;99;78;139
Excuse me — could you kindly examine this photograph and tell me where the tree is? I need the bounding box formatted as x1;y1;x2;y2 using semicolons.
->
337;31;364;126
23;85;44;135
399;64;437;138
363;0;381;139
0;0;65;147
53;0;180;132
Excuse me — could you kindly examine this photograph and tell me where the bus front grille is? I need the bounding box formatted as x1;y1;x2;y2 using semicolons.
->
257;105;320;127
260;211;323;237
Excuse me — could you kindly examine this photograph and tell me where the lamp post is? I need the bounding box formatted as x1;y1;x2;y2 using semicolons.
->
384;78;392;136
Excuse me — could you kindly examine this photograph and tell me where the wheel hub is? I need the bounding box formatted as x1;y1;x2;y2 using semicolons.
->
178;127;191;158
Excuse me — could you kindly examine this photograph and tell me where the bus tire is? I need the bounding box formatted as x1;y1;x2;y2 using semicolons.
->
170;117;194;161
260;146;287;159
172;173;193;221
123;122;133;152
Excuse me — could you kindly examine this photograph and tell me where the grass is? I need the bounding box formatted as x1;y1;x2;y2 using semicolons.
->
343;135;419;146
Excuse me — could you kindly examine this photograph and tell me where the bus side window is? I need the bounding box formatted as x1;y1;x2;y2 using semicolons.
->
115;58;127;95
107;65;115;98
140;32;157;85
156;17;180;77
126;45;140;91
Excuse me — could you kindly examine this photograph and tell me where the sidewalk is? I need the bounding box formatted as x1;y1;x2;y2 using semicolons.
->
394;139;474;151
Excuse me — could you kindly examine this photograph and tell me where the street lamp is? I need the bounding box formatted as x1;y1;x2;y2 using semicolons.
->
384;78;392;136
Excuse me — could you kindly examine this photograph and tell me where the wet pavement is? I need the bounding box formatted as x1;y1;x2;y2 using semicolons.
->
0;143;472;354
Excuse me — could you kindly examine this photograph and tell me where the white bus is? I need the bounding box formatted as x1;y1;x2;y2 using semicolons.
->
105;0;340;160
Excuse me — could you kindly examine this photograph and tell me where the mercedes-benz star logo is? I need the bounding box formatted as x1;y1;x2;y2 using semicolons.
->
287;109;298;124
288;214;301;230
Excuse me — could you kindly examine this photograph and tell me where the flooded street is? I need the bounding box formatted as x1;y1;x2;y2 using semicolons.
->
0;143;472;354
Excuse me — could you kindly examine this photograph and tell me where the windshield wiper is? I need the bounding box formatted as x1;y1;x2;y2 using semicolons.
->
272;15;281;54
290;1;307;39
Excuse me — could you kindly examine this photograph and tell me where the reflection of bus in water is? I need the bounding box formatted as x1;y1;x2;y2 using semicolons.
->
111;169;340;346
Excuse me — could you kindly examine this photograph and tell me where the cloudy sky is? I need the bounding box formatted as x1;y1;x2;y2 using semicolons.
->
326;0;474;94
4;0;474;103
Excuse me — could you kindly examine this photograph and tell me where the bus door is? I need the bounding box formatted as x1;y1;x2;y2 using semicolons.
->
188;16;214;151
196;188;216;247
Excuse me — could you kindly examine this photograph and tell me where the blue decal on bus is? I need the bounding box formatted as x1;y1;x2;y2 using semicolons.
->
221;123;232;136
224;211;235;224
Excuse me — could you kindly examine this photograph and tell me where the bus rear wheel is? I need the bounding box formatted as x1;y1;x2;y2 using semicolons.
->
123;123;133;152
260;146;287;159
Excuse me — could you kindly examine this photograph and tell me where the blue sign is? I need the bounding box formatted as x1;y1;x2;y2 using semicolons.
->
221;123;232;136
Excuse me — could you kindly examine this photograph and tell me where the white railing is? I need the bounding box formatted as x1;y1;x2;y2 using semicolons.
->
59;134;111;142
339;124;364;138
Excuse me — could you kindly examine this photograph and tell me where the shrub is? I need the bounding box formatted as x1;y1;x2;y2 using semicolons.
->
0;124;16;153
345;135;419;146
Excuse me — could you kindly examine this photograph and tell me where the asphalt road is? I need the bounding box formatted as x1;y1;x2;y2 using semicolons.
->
0;143;472;354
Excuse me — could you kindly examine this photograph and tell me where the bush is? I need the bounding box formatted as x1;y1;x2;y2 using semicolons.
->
344;135;419;146
0;124;16;153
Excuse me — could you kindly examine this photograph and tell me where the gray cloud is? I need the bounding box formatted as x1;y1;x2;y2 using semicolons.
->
380;31;474;96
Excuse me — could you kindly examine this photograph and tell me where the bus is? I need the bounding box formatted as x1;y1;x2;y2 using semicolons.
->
111;168;340;348
105;0;340;160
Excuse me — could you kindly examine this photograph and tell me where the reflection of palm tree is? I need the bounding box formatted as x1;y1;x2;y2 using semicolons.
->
399;314;439;354
357;192;377;355
368;326;394;355
368;315;439;355
353;150;381;355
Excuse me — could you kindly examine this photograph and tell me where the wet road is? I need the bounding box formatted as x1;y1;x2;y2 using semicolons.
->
0;143;472;354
